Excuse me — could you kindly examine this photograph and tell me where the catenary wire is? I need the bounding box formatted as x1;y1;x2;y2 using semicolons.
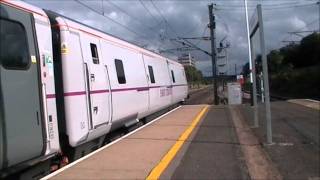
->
150;0;180;38
74;0;150;40
106;0;160;32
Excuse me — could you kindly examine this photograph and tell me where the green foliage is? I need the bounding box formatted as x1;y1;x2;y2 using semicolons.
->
270;66;320;98
277;32;320;68
184;66;205;87
241;32;320;99
242;62;250;79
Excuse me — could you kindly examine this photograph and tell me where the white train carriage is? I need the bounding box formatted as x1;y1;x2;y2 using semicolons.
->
0;0;188;178
0;0;60;177
48;12;188;151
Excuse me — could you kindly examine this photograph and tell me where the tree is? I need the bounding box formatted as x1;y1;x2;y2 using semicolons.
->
266;32;320;98
242;62;250;78
280;43;300;67
184;66;204;88
267;50;284;74
299;33;320;67
275;32;320;68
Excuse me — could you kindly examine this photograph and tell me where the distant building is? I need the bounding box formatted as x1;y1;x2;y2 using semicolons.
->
178;53;196;67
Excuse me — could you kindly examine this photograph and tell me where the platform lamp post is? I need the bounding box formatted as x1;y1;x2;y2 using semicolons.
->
244;0;259;128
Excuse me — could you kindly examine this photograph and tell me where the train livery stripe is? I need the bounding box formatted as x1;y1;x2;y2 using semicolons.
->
111;87;148;92
64;91;86;96
46;90;108;99
46;84;188;98
136;87;150;92
149;86;161;89
46;94;56;99
172;84;188;87
90;89;110;94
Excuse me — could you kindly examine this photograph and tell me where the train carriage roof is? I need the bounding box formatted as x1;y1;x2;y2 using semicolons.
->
1;0;48;18
45;10;183;67
1;0;183;67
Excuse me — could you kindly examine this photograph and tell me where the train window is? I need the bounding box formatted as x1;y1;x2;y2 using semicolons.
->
90;43;99;64
171;70;176;83
115;59;126;84
148;65;155;83
0;19;30;69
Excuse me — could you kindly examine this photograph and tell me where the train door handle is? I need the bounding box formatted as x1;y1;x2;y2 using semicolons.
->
93;106;98;114
84;63;93;129
36;111;40;125
90;74;95;82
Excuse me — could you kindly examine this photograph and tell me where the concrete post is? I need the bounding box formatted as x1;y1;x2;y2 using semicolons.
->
257;4;272;144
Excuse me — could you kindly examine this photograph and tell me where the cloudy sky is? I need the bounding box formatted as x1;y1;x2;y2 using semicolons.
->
24;0;319;76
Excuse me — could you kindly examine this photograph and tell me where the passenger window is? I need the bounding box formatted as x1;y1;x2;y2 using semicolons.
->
148;65;155;83
115;59;126;84
90;43;99;64
171;70;175;83
0;19;30;69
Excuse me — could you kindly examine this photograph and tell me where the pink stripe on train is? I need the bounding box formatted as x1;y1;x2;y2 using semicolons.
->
46;84;187;99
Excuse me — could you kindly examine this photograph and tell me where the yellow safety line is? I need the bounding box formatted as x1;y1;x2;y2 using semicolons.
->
146;105;210;180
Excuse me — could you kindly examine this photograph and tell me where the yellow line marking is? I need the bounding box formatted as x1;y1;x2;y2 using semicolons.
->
146;105;210;180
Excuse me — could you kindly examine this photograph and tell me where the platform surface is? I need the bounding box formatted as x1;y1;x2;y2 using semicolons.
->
164;106;250;179
47;105;206;179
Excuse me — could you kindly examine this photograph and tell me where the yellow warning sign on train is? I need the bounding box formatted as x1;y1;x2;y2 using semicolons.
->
61;42;69;54
31;56;37;64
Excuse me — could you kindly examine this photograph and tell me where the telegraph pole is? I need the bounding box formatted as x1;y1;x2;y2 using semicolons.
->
208;4;219;105
318;1;320;33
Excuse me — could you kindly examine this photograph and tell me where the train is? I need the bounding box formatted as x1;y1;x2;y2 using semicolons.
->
0;1;188;179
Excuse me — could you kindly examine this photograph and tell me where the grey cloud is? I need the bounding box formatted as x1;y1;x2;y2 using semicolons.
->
26;0;318;76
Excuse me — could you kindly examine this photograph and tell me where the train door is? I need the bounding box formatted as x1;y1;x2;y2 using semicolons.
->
141;55;150;110
142;55;172;112
167;61;175;103
0;4;44;167
81;35;111;129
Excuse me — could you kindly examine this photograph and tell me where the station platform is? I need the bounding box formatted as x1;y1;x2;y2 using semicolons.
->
43;105;208;179
43;104;284;180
